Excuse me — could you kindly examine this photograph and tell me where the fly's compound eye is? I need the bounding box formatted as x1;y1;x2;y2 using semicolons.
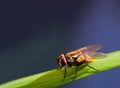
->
58;54;67;67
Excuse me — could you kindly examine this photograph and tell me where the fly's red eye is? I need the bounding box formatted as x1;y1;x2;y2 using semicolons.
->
61;58;67;66
58;54;67;67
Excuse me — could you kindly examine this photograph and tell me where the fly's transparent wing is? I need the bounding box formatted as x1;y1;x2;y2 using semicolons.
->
84;51;107;59
93;52;107;59
66;45;102;57
76;45;102;53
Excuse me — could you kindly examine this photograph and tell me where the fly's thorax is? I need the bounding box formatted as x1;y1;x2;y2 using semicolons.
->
57;54;67;67
66;52;80;61
66;50;82;56
65;54;77;63
66;56;74;63
66;51;77;56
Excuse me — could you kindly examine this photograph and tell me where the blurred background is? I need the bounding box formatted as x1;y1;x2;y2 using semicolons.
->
0;0;120;88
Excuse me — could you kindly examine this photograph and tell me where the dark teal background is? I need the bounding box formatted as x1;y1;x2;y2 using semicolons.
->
0;0;120;88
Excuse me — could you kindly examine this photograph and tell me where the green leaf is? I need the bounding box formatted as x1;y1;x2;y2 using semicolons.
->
0;51;120;88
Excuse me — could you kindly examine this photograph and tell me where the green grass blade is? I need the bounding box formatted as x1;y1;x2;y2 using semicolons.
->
0;51;120;88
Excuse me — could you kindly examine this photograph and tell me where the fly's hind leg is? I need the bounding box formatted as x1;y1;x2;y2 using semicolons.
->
85;63;99;72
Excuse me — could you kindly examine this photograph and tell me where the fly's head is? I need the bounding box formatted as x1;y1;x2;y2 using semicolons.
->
57;54;67;68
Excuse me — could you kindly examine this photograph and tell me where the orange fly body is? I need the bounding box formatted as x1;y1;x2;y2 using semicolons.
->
57;45;106;80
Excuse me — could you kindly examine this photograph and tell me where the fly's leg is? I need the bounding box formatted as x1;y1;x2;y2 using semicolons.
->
85;63;99;72
63;66;67;81
57;66;67;81
74;65;80;79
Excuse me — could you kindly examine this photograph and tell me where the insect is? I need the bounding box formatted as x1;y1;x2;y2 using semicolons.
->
57;45;106;80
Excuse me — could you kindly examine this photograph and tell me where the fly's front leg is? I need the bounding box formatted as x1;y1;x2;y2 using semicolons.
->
63;66;67;81
57;66;67;81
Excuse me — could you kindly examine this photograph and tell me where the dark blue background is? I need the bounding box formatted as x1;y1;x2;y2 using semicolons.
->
0;0;120;88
